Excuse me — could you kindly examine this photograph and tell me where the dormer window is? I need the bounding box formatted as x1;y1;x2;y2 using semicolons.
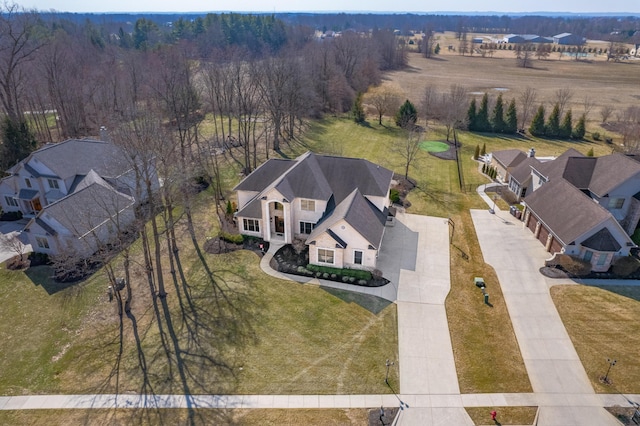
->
47;179;60;190
607;197;624;209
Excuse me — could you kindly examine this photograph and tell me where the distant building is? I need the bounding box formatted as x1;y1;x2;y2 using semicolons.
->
502;34;552;44
553;33;586;45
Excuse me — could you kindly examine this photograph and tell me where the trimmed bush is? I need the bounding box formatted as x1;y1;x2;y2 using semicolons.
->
389;188;401;204
306;264;372;280
612;256;640;277
552;254;592;276
220;232;243;244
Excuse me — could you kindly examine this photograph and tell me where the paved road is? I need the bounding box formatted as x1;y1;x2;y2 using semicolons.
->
471;203;619;426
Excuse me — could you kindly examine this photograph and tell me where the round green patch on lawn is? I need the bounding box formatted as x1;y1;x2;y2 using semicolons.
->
419;141;449;152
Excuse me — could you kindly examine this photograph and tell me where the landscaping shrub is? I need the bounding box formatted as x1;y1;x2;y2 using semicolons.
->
612;256;640;277
389;188;401;204
220;232;243;244
551;254;592;276
306;264;372;281
0;210;22;221
592;131;601;141
28;252;51;266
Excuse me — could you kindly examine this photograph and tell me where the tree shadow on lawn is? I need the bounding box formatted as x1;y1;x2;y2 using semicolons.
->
25;265;82;295
320;287;392;314
593;285;640;302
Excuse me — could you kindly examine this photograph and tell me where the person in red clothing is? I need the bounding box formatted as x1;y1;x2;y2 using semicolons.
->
491;410;497;421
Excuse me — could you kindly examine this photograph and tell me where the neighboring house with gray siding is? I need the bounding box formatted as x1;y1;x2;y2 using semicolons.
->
234;152;393;270
0;139;157;257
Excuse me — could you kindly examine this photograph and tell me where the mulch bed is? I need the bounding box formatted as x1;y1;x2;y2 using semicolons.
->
270;244;390;288
391;173;416;208
429;139;462;161
204;236;268;257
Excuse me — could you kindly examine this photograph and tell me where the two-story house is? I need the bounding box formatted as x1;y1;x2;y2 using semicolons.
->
0;139;157;257
233;152;393;270
509;149;640;271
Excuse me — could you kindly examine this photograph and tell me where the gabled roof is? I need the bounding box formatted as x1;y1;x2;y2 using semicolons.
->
525;179;611;245
589;153;640;197
509;157;541;185
21;139;132;181
532;148;584;181
562;157;597;190
35;176;135;239
233;158;295;192
492;149;527;169
582;228;622;252
306;189;387;249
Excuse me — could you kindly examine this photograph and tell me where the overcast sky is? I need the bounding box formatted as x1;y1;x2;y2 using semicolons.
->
14;0;640;14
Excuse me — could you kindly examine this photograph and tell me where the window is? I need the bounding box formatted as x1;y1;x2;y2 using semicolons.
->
4;196;18;207
35;237;50;249
317;248;334;264
583;250;593;262
608;197;625;209
47;179;59;190
273;202;282;210
597;253;608;266
25;178;32;188
354;250;363;265
299;221;314;234
243;219;260;233
300;199;315;211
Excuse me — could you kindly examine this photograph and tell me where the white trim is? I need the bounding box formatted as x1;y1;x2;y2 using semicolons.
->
317;248;335;265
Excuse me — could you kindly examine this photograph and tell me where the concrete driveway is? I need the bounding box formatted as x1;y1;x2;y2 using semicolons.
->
471;207;618;426
0;220;31;264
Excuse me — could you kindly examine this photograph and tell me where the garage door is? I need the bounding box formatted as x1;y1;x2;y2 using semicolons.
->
537;225;549;248
549;236;563;254
527;214;537;233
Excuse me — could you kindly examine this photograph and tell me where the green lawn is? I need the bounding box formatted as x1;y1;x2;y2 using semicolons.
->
0;186;398;396
551;285;640;394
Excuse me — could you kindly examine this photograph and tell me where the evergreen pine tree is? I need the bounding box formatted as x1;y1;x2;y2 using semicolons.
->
572;114;586;139
482;163;487;174
467;98;478;131
0;118;37;170
560;109;573;139
545;103;561;137
529;105;546;136
586;148;594;157
476;93;491;132
395;99;417;128
352;92;366;123
505;98;518;134
480;143;486;156
474;144;480;159
491;93;506;133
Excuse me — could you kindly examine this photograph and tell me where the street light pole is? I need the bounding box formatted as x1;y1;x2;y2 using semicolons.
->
603;358;617;384
385;359;394;385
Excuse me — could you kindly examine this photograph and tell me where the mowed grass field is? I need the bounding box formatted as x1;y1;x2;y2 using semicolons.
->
0;161;399;398
385;50;640;128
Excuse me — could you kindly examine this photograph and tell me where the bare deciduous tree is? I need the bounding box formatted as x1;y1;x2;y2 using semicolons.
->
0;231;29;268
364;84;402;125
393;126;423;179
555;88;574;117
600;105;614;124
519;87;538;131
515;43;534;68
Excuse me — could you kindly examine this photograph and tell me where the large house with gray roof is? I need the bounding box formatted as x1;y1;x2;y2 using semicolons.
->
233;152;393;270
507;148;640;271
0;139;157;257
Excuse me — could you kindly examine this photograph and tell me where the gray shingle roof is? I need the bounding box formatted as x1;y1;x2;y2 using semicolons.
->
18;189;39;200
492;149;527;169
307;189;387;249
532;148;584;181
525;179;611;245
510;157;541;185
27;139;132;180
39;176;135;239
589;153;640;197
582;228;622;252
236;197;263;218
233;158;295;192
562;157;597;190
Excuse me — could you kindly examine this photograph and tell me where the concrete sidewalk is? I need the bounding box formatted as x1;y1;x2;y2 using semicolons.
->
3;392;637;410
471;198;619;425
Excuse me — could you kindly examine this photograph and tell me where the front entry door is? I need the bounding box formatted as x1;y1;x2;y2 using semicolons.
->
275;216;284;233
32;197;42;212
